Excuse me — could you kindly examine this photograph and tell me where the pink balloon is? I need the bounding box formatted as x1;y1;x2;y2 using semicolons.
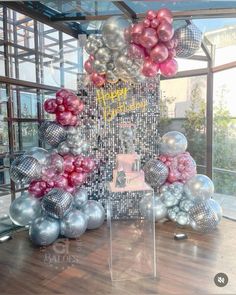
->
142;58;159;77
63;155;75;173
28;181;46;198
143;18;151;28
81;157;96;173
56;96;63;105
69;115;78;126
157;20;174;42
56;88;71;99
65;186;75;194
41;167;56;181
131;23;144;38
53;175;68;189
74;155;85;167
84;60;94;74
146;10;157;20
139;28;158;49
157;8;173;24
90;72;106;87
128;43;145;59
160;58;178;77
168;48;176;59
68;172;87;186
89;55;95;62
63;95;79;110
151;18;159;29
44;99;57;113
56;104;66;113
56;111;73;126
164;38;175;50
150;43;169;63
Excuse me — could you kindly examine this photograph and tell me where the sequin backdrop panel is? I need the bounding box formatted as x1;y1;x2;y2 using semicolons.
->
77;74;160;210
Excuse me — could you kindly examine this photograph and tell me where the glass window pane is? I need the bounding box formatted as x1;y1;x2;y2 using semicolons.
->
13;122;39;152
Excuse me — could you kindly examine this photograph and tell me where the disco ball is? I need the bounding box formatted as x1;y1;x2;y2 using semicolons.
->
143;159;168;188
39;121;67;147
10;155;42;184
189;199;221;232
41;188;73;219
175;24;202;58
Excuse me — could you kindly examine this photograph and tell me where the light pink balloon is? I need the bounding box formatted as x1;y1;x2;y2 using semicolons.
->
53;175;68;189
157;8;173;24
89;55;95;62
157;20;174;42
84;59;94;74
168;48;176;59
146;10;157;20
131;22;144;38
142;58;159;77
151;18;159;28
139;28;158;49
164;38;175;50
160;58;178;77
128;43;145;59
143;18;151;28
90;72;106;87
150;43;169;63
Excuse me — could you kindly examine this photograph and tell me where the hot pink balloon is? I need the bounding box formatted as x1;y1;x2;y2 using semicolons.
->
84;59;94;74
69;115;78;126
44;98;57;113
81;157;96;173
151;18;159;29
128;43;145;59
164;38;175;50
157;20;174;42
56;96;63;105
28;181;46;198
160;58;178;77
74;155;85;167
69;172;87;186
143;18;151;28
168;48;176;59
56;111;73;126
63;155;75;173
131;22;144;39
157;8;173;24
150;43;169;63
142;58;159;77
41;167;56;181
53;175;68;189
63;94;79;110
146;10;157;20
65;186;75;194
56;88;71;99
56;104;65;113
139;28;158;49
90;72;106;87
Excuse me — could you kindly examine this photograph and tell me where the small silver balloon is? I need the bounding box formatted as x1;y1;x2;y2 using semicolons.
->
10;155;42;184
9;192;41;226
176;211;189;226
73;188;88;209
39;121;67;147
25;147;49;166
81;200;105;230
102;16;131;50
179;198;195;213
175;24;202;58
168;206;180;222
161;191;180;208
60;209;87;238
57;141;70;156
153;196;168;221
208;199;222;222
106;70;119;84
95;47;111;64
66;126;77;135
107;62;115;70
42;189;73;219
184;174;214;201
143;159;168;188
29;215;60;246
85;40;98;55
159;131;188;156
139;193;154;219
93;59;107;74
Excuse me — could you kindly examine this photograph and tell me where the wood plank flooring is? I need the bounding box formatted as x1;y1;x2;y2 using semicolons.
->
0;219;236;294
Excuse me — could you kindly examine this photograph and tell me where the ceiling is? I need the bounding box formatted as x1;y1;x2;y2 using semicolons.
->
4;1;236;38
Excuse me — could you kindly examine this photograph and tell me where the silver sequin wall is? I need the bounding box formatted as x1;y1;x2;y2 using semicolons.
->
77;74;161;211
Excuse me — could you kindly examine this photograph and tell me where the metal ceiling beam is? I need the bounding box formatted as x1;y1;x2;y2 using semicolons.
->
51;13;123;22
112;1;137;19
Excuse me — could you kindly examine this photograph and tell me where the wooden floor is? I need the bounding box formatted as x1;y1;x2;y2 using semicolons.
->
0;219;236;295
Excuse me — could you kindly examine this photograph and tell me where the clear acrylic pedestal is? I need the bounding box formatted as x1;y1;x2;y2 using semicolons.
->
107;186;156;281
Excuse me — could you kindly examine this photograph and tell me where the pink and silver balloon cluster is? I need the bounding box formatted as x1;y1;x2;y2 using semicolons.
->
9;88;105;246
142;131;222;232
84;9;202;86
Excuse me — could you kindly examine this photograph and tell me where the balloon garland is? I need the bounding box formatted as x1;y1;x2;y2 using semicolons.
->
9;89;105;246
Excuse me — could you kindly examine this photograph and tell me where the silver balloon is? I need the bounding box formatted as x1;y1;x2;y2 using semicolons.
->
85;40;99;55
107;62;115;70
73;188;88;209
176;211;189;226
9;192;41;226
42;189;73;219
179;198;195;213
167;206;180;222
60;209;87;238
175;24;202;58
29;215;60;246
66;126;78;135
39;121;67;147
184;174;214;201
159;131;188;156
95;47;111;64
25;147;49;166
81;200;105;230
153;196;168;221
189;199;221;232
10;155;42;184
208;199;223;222
106;70;119;84
102;16;131;50
139;193;154;219
93;59;107;74
57;141;70;156
143;159;168;188
160;182;184;207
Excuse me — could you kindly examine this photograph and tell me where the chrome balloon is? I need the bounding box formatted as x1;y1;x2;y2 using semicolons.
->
95;47;111;64
153;196;168;221
25;147;49;166
167;206;180;222
159;131;188;156
60;209;87;238
81;200;105;230
73;188;88;209
179;198;195;213
93;59;107;74
176;211;189;226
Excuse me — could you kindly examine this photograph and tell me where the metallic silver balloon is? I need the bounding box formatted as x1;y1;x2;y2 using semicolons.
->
153;196;168;221
106;70;119;84
189;199;221;232
29;215;60;246
73;188;88;209
159;131;188;156
179;198;195;213
107;62;115;70
93;59;107;74
57;141;70;156
102;16;131;50
184;174;214;201
139;193;154;219
95;47;111;64
25;147;49;166
60;209;87;238
39;121;67;147
81;200;105;230
161;191;180;208
42;189;73;219
176;211;189;226
175;24;202;58
143;159;168;188
66;126;77;135
160;182;184;207
167;206;180;222
208;199;222;222
10;155;42;184
85;40;98;55
9;192;41;226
